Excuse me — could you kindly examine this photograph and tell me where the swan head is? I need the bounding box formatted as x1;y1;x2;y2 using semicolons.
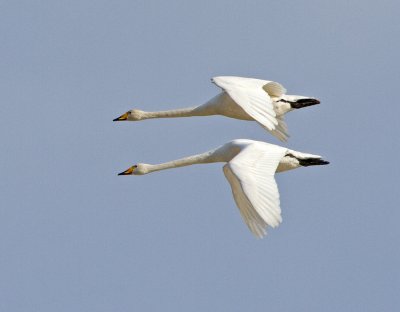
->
118;163;149;176
113;109;145;121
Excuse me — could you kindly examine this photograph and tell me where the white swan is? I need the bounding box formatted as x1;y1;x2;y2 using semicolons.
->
118;139;328;238
113;76;320;141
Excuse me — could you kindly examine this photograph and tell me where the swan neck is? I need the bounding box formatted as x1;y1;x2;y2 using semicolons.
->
146;149;219;173
141;106;212;119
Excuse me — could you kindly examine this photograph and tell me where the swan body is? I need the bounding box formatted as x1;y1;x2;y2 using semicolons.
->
118;139;329;238
113;76;320;141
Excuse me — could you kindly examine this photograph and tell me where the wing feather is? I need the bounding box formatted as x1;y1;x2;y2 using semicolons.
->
223;165;267;237
223;143;287;238
212;76;287;135
269;116;290;142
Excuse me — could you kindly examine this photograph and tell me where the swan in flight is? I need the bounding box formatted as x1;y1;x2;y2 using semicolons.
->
118;139;328;238
113;76;320;141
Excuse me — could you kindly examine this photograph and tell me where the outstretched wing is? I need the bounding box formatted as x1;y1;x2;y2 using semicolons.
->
212;76;287;139
268;115;289;142
222;143;287;238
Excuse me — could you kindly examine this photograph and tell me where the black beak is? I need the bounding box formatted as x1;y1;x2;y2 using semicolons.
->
118;166;134;175
113;112;129;122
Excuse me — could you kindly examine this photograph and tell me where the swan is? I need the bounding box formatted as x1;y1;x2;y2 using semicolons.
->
113;76;320;141
118;139;329;238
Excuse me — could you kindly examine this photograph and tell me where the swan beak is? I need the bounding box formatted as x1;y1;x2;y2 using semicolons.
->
118;166;134;175
113;112;129;121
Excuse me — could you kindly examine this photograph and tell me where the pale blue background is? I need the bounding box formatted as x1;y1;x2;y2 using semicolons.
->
1;0;399;311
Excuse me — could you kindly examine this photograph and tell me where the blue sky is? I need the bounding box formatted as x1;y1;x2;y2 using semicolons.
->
1;1;399;311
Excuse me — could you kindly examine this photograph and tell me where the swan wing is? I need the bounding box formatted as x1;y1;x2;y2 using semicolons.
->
222;143;287;238
212;76;286;137
268;115;289;142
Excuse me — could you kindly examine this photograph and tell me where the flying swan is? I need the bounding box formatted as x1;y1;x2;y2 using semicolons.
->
113;76;320;141
118;139;328;238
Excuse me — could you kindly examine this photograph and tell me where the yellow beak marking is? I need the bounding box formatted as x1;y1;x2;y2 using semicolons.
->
113;112;129;121
118;166;135;175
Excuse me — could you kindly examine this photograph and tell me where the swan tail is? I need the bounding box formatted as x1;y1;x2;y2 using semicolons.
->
298;158;330;167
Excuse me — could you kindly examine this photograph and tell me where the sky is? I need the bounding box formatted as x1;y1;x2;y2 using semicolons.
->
1;0;399;311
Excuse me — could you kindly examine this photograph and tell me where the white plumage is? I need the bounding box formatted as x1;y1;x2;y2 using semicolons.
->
114;76;320;142
118;139;329;238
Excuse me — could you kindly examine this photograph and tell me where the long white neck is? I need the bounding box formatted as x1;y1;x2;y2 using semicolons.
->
140;107;196;119
139;105;215;120
144;149;220;174
137;94;223;120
